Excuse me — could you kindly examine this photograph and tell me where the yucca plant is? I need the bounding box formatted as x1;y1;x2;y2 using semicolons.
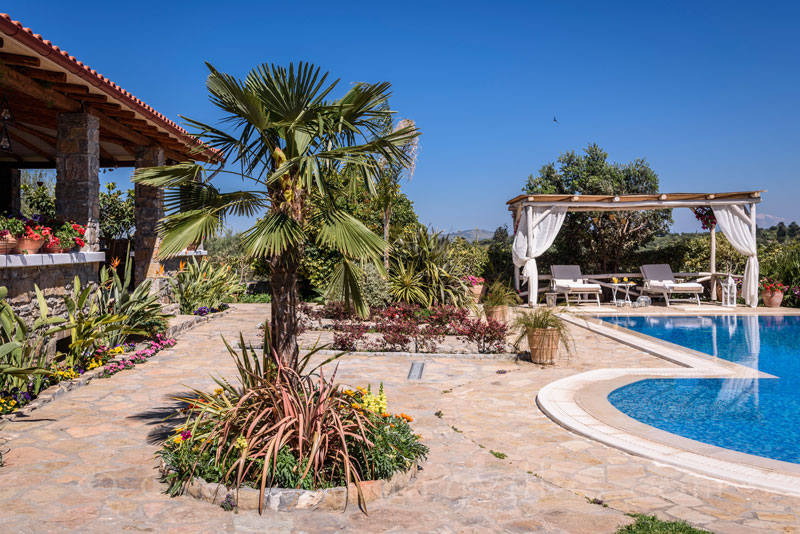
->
390;226;470;307
133;62;419;369
96;249;170;346
170;257;244;315
0;285;64;393
388;262;428;306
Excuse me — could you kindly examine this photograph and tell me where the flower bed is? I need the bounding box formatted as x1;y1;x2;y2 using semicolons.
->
157;341;428;514
294;302;514;355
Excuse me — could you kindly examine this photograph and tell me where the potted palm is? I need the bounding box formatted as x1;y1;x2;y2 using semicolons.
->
512;308;572;365
0;216;24;254
482;280;520;323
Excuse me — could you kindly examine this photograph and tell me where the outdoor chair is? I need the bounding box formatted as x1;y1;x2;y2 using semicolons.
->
640;264;703;306
550;265;602;306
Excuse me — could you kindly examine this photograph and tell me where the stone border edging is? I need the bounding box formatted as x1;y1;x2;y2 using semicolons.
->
237;344;519;360
0;309;231;424
536;314;800;497
159;459;422;511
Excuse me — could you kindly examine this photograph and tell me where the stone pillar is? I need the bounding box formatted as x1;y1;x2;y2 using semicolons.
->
134;145;165;286
55;112;100;251
0;168;20;214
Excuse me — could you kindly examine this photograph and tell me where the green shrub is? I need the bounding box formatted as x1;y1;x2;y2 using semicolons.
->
616;514;711;533
762;242;800;307
447;237;488;279
238;293;272;303
171;258;245;314
96;253;169;346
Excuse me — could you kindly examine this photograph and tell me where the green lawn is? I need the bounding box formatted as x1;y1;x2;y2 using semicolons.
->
617;515;711;534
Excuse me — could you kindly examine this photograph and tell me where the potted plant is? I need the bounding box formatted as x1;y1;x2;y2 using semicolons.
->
0;216;24;254
53;221;87;252
482;280;520;323
512;307;573;365
463;275;485;302
760;277;788;308
13;221;48;254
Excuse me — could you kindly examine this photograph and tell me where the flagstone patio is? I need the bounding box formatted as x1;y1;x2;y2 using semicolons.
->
1;303;798;533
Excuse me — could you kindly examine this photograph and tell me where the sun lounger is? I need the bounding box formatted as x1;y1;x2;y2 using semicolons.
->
550;265;602;306
640;264;703;306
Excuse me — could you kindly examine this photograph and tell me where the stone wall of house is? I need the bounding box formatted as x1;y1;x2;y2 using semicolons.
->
0;263;99;324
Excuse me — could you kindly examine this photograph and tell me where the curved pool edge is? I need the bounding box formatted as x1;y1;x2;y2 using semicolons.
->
536;314;800;497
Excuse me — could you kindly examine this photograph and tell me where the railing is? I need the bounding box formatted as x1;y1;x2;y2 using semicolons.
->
518;271;743;300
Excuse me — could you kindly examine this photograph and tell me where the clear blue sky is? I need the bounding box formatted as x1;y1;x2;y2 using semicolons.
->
10;1;799;232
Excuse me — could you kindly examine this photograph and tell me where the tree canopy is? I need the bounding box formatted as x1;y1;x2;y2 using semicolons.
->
523;143;672;273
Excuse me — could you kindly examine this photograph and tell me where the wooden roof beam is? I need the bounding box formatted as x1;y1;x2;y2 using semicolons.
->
7;131;54;162
0;51;40;67
16;67;67;83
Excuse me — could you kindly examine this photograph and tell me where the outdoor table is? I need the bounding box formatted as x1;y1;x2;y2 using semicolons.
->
611;282;634;306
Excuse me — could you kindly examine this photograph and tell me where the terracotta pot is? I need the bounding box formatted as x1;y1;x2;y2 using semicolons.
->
527;328;560;365
762;290;784;308
42;244;64;253
0;234;17;254
484;304;508;323
469;284;484;302
13;237;43;254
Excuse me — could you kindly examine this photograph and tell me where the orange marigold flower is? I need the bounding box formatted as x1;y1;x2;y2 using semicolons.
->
381;412;391;418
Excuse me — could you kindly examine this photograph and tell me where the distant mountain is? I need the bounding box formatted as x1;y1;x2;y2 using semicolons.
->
446;228;494;242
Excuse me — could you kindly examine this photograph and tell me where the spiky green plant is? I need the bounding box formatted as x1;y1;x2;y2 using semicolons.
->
133;62;419;368
511;308;574;354
170;257;244;315
0;285;64;393
388;262;428;306
96;248;170;345
482;279;521;308
390;226;470;307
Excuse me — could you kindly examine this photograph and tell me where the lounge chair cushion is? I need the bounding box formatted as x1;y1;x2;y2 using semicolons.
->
554;279;602;292
648;281;703;292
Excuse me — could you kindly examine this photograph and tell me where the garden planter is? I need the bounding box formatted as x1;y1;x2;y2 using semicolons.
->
469;284;484;302
527;328;560;365
762;290;784;308
484;304;508;323
42;244;64;254
0;235;17;254
13;238;43;254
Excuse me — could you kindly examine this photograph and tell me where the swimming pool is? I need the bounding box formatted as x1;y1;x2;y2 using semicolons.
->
602;315;800;464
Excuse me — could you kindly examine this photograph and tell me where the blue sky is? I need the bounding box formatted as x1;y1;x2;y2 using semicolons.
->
10;1;799;232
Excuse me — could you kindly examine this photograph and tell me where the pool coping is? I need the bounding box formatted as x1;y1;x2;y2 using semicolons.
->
537;313;800;497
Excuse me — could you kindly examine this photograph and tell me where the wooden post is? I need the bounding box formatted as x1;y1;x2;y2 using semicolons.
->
710;223;717;301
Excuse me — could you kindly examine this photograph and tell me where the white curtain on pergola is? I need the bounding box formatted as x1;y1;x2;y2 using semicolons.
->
713;206;759;307
512;205;568;304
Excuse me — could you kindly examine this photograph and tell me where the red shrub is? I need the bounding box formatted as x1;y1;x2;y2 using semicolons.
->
458;318;508;353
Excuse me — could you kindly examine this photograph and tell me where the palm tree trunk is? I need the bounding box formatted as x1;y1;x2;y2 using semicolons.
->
270;249;300;368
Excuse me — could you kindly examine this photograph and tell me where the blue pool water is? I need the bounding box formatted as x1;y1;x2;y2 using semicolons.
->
602;315;800;463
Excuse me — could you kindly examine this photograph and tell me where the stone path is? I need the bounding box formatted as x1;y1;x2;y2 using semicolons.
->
0;303;798;532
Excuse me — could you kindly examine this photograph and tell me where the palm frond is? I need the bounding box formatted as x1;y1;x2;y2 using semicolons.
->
243;212;306;258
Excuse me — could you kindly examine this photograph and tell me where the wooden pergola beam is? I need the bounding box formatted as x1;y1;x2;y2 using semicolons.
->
7;130;54;162
0;51;40;67
17;67;67;83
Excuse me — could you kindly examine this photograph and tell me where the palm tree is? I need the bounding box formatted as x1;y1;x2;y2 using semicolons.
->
133;62;418;368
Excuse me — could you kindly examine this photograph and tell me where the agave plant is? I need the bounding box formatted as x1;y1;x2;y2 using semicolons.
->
133;62;419;368
170;257;244;315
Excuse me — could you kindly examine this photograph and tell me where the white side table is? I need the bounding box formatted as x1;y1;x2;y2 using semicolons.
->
610;283;634;306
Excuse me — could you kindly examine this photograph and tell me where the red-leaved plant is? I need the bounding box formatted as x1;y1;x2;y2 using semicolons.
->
458;317;509;353
172;331;375;513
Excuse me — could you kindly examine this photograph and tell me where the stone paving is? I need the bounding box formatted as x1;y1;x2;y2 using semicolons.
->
1;303;799;532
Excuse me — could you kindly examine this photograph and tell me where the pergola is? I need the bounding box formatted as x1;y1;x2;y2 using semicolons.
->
0;13;219;284
506;191;764;307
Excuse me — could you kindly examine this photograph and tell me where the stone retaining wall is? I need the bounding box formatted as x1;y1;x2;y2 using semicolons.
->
1;262;99;324
161;460;421;512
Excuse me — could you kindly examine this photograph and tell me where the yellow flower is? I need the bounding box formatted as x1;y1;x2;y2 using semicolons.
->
344;389;355;396
235;436;248;450
214;388;224;397
623;277;629;282
612;277;619;284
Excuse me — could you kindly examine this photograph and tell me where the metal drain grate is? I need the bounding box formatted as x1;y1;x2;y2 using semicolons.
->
407;361;425;380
